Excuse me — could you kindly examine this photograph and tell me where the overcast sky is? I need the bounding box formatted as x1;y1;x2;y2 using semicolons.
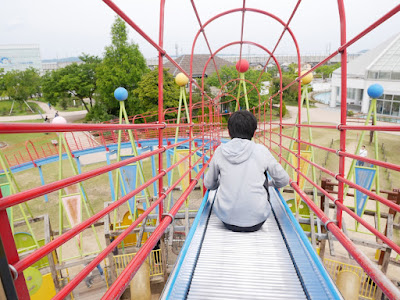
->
2;0;399;60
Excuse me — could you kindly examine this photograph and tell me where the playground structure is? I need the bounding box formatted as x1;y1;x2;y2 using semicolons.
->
0;1;400;299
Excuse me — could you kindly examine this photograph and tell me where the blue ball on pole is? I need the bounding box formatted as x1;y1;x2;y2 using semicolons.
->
367;84;384;99
114;87;128;101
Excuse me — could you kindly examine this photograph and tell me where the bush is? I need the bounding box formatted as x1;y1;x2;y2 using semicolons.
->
60;98;68;110
85;103;111;122
347;110;354;117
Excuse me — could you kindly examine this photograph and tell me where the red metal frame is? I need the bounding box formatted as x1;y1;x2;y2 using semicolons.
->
0;1;400;299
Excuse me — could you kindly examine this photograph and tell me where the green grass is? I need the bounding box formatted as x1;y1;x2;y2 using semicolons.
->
4;123;399;246
1;132;57;149
270;124;400;191
0;100;43;116
54;103;86;112
36;98;87;112
9;149;203;240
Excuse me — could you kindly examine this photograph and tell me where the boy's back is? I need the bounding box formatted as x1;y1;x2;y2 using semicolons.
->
205;138;289;228
204;110;289;231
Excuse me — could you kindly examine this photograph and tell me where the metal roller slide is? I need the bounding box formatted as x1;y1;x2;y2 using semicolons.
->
162;188;342;299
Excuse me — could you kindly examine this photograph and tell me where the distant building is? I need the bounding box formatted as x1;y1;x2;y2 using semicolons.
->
0;44;42;73
330;33;400;117
162;54;233;78
42;57;82;73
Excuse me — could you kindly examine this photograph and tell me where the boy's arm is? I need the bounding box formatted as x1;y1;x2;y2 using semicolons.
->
204;152;220;190
265;151;290;188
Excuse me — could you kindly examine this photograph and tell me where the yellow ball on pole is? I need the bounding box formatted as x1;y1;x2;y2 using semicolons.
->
300;70;313;85
175;73;189;87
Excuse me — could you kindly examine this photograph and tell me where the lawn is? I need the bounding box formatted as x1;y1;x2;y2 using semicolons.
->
36;98;87;112
269;124;400;191
9;150;203;241
0;123;57;151
0;100;43;116
3;122;399;248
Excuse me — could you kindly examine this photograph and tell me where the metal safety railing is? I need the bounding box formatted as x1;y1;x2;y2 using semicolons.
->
0;1;400;300
114;249;163;278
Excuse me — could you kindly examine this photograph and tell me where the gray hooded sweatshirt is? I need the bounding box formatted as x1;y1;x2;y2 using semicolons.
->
204;138;290;227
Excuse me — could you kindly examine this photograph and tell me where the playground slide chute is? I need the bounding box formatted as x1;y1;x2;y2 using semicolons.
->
162;188;342;299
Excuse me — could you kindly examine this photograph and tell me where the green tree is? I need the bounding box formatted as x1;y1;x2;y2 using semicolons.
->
1;68;40;113
0;68;5;97
3;69;38;102
205;65;271;110
269;75;299;110
315;63;340;79
133;68;180;119
42;55;101;112
288;63;298;75
94;17;148;120
41;69;67;106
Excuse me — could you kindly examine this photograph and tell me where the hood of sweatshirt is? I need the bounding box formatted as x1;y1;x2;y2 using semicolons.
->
221;138;255;164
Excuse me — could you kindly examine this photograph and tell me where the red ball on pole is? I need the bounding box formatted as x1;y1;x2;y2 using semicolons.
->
236;59;249;73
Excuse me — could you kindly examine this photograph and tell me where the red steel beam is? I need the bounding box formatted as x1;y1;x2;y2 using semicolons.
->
190;0;223;87
0;204;29;299
293;166;400;256
13;142;210;274
277;131;400;173
0;122;192;134
158;0;166;222
290;180;400;299
102;163;208;299
268;4;400;101
52;147;210;299
0;136;198;210
101;0;213;102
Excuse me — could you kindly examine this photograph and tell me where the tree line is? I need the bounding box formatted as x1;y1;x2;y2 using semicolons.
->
0;17;340;122
0;18;182;122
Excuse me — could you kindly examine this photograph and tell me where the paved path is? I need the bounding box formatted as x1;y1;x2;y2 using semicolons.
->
0;100;87;123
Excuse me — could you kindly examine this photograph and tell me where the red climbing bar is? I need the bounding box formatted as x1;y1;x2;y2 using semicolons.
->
290;181;400;299
0;136;197;210
0;122;192;134
102;164;208;300
13;142;210;274
158;0;166;222
52;148;210;299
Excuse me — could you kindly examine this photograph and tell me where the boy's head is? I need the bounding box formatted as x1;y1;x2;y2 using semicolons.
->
227;110;257;140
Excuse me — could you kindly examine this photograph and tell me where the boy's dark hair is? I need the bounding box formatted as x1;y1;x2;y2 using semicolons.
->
228;110;257;140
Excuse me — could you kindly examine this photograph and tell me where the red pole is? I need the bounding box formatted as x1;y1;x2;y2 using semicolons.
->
336;0;347;229
102;163;208;300
291;181;400;299
158;0;166;222
14;154;20;166
0;191;30;299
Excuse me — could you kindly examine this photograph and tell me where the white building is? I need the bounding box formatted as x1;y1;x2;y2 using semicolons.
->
330;33;400;117
0;44;42;73
42;59;82;73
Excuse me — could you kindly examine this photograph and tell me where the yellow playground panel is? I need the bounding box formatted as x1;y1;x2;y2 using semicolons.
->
30;273;57;300
114;249;163;277
118;208;156;247
324;258;377;299
286;199;318;233
14;233;49;268
290;144;311;205
176;149;191;192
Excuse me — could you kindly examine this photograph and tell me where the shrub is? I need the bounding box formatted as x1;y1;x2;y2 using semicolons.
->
60;98;68;110
347;110;354;117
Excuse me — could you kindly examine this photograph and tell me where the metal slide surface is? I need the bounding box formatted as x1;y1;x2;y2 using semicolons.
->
162;188;341;299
